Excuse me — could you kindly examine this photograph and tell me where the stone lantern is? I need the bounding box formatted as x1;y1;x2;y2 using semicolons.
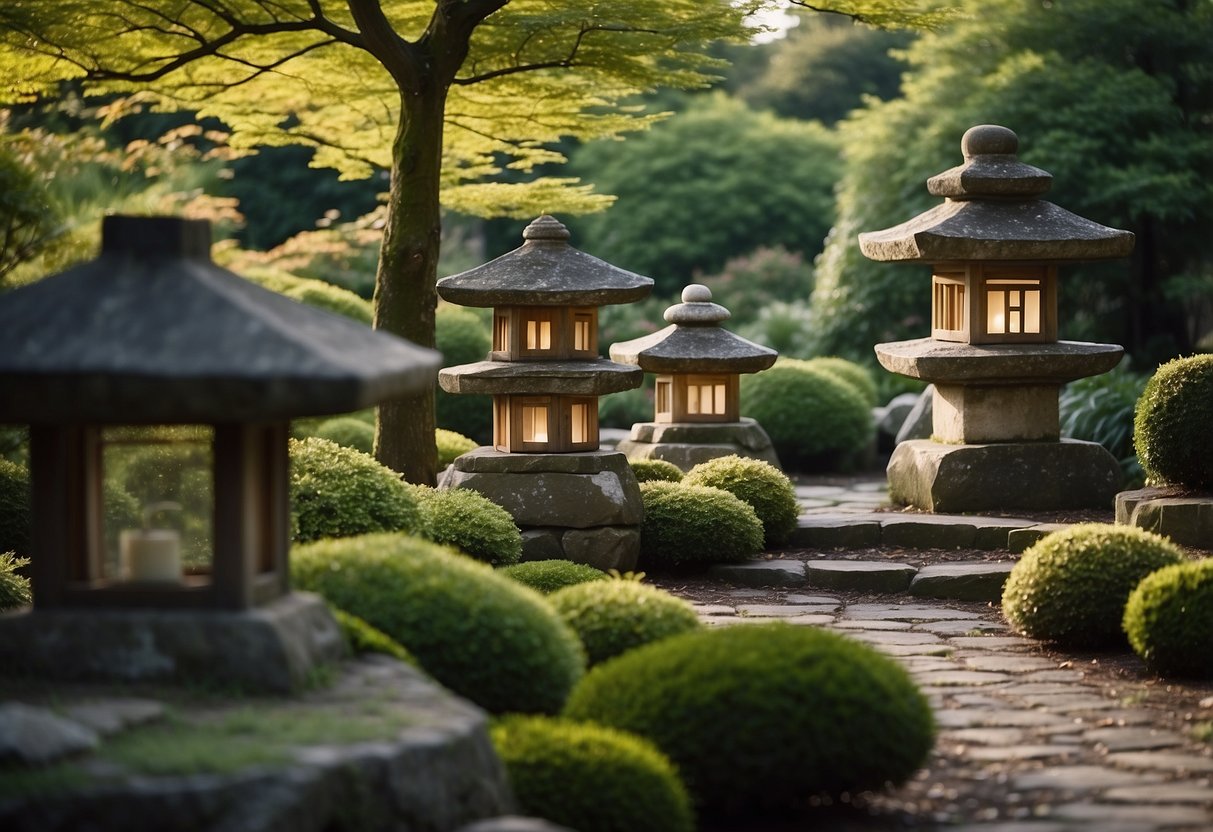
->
859;125;1134;512
610;284;780;470
437;215;651;569
0;215;440;691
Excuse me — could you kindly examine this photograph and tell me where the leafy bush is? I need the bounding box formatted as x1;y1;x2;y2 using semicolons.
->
0;551;31;611
314;416;375;454
408;484;522;566
243;267;373;324
1134;354;1213;490
1124;559;1213;678
564;623;934;816
629;458;684;483
0;459;31;558
638;481;763;569
700;246;814;330
436;428;477;467
801;356;878;407
293;533;584;714
549;579;701;666
288;437;422;543
330;607;416;665
1060;366;1148;488
1002;524;1185;647
740;358;873;472
436;305;492;444
491;715;693;832
499;560;608;595
735;300;815;359
683;455;798;548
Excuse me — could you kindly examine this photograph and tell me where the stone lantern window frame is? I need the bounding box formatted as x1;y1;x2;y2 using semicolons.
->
654;372;740;424
931;261;1058;345
493;393;599;453
491;306;599;361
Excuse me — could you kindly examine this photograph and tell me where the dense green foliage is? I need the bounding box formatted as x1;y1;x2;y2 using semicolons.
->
435;305;493;445
242;268;373;324
1002;524;1186;647
314;416;375;454
683;456;798;548
700;246;815;333
330;607;416;666
0;459;31;558
288;438;422;543
802;356;878;407
1124;560;1213;679
0;143;59;287
491;715;693;832
628;458;684;483
293;533;585;714
549;580;701;666
407;484;522;566
1134;355;1213;490
0;551;31;611
638;481;763;569
435;428;477;468
564;623;935;815
1060;366;1148;488
498;560;608;595
740;359;873;471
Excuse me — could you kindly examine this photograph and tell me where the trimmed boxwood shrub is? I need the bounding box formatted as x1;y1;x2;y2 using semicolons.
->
683;455;798;548
314;416;375;454
436;428;477;467
491;715;693;832
1124;560;1213;678
330;607;416;666
288;437;422;543
549;580;701;666
0;551;31;611
629;458;684;483
740;358;873;472
243;267;373;324
293;533;585;714
564;623;934;816
499;560;608;594
0;459;31;558
801;356;879;407
638;481;763;569
1002;524;1185;647
1134;354;1213;490
436;305;493;444
408;484;522;566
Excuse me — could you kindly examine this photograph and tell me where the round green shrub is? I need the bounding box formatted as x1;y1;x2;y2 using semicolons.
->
288;437;422;543
0;551;31;611
564;623;934;816
683;455;798;548
629;458;684;483
1124;559;1213;678
409;485;522;566
436;428;477;467
314;416;375;454
1134;354;1213;490
499;560;608;594
330;607;416;665
491;715;693;832
740;358;873;472
801;356;879;407
1002;524;1186;647
638;481;763;570
549;580;701;666
243;267;372;323
0;459;31;558
292;533;584;714
436;305;493;444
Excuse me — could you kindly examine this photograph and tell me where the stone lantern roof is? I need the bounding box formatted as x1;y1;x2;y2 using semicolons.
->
0;215;440;424
437;215;653;307
610;284;777;373
858;125;1134;263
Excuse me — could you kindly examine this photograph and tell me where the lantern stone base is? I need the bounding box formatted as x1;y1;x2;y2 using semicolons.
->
439;448;643;571
615;418;781;472
888;439;1120;513
0;591;344;693
1116;487;1213;551
933;383;1060;443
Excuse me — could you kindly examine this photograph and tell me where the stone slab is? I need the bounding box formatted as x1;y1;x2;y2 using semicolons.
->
972;516;1038;549
61;699;165;737
1107;752;1213;774
706;560;807;588
1050;803;1212;826
909;562;1015;602
788;515;882;548
1008;524;1069;553
1011;765;1163;792
806;560;916;593
519;528;564;562
736;603;837;618
879;515;977;548
1120;489;1213;551
0;703;99;765
842;603;982;621
874;339;1125;385
438;358;642;396
618;419;781;471
1083;727;1187;752
561;526;639;572
962;744;1079;761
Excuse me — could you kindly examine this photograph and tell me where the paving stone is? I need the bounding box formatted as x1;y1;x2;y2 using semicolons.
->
1050;802;1212;826
917;619;1008;635
1001;683;1088;695
933;709;1074;729
848;630;944;646
806;560;917;593
843;603;982;621
851;481;889;493
707;560;806;588
898;658;956;673
1008;524;1070;553
829;618;914;631
729;614;836;626
1083;727;1187;752
788;515;882;548
61;699;165;737
736;603;837;617
724;588;767;598
796;498;837;510
874;643;955;657
794;485;847;498
783;593;841;606
963;655;1060;673
962;744;1080;761
947;727;1027;745
1020;670;1090;683
951;636;1037;650
910;562;1015;602
692;604;736;616
1011;765;1164;792
1106;752;1213;774
1022;693;1119;711
0;703;99;765
915;669;1013;686
1077;710;1155;727
950;694;1008;708
879;515;978;548
972;516;1038;549
1103;783;1213;804
941;824;1071;832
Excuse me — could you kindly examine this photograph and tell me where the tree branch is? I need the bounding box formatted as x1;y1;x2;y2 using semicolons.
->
346;0;421;87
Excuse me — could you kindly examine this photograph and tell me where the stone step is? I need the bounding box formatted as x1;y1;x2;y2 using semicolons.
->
791;510;1054;551
708;558;1015;602
909;562;1015;602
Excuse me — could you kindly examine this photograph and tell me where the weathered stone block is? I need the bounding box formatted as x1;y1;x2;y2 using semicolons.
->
561;526;640;572
806;561;917;593
1119;489;1213;551
789;515;882;548
909;563;1015;602
707;560;807;588
520;528;564;562
1008;523;1069;553
933;383;1060;443
617;418;781;471
879;515;977;549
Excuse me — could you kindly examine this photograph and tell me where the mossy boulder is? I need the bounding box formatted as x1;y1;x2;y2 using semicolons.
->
436;428;477;468
1134;354;1213;490
0;459;31;558
629;458;684;483
288;437;422;543
801;356;879;407
293;533;585;714
683;455;798;547
564;623;934;816
499;560;608;594
330;607;416;665
740;358;873;472
638;481;763;570
409;485;522;566
314;416;375;454
1124;559;1213;678
491;715;693;832
549;580;701;666
1002;524;1186;647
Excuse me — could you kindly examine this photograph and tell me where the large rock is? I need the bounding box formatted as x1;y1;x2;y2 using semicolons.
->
615;418;780;471
895;385;934;445
1117;487;1213;551
876;392;920;452
0;703;99;765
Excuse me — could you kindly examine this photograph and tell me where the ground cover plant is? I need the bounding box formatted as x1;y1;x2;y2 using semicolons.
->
564;622;935;817
683;455;798;547
628;458;684;483
491;715;693;832
1124;559;1213;679
548;579;700;666
0;551;30;611
292;533;584;714
637;481;763;569
1134;354;1213;490
1002;524;1186;647
498;560;608;595
406;484;522;566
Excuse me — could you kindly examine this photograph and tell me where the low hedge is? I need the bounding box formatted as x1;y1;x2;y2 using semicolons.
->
1124;560;1213;678
683;455;798;547
314;417;375;454
1134;354;1213;490
409;485;522;566
628;458;684;484
637;481;763;569
498;560;608;595
548;580;701;666
801;356;878;407
436;428;478;468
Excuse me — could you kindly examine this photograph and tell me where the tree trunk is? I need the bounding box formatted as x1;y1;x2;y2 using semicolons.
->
373;88;446;485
